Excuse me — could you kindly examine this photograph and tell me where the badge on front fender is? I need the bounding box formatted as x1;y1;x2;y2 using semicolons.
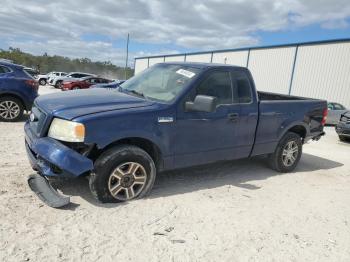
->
158;117;174;123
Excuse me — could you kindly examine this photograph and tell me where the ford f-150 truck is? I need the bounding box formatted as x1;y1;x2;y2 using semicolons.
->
24;63;327;207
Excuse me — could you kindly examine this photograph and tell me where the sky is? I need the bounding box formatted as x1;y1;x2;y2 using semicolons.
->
0;0;350;67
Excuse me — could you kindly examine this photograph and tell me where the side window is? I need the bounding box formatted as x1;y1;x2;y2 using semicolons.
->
0;66;11;74
195;71;233;106
233;71;253;104
334;103;345;110
327;103;334;110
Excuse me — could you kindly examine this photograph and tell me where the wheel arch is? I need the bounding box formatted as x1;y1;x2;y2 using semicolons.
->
96;137;163;170
288;125;307;139
0;92;26;110
279;122;309;141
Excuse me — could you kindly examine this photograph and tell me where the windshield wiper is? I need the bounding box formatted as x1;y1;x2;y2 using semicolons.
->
128;90;145;98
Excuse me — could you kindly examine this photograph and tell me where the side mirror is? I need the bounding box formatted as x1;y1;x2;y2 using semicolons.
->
185;95;217;113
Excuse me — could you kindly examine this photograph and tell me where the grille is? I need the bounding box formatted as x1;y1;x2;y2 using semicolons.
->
29;106;47;136
340;115;350;124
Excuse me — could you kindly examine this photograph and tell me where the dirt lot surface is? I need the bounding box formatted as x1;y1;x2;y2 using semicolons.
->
1;86;350;261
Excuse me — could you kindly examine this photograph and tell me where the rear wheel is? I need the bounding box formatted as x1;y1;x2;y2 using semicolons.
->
268;132;302;172
89;145;156;203
0;96;24;122
55;80;62;89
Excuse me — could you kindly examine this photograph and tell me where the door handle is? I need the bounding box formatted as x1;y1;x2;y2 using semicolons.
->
228;113;239;122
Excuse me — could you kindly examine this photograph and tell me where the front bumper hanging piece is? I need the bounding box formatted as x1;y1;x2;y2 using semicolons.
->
28;174;70;208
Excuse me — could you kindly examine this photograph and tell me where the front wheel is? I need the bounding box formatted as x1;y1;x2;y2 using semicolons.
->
268;132;302;172
89;145;156;203
39;79;46;85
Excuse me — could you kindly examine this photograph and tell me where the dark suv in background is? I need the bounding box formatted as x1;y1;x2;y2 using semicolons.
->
0;61;39;121
336;111;350;142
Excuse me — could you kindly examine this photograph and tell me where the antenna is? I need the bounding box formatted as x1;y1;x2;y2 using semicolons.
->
124;33;129;80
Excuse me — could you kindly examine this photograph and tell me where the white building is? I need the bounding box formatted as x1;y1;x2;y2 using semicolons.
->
134;39;350;108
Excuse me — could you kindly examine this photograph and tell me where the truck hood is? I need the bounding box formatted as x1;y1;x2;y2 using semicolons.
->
35;89;154;120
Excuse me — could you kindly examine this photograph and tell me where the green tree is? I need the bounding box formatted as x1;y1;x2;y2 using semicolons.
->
0;47;134;79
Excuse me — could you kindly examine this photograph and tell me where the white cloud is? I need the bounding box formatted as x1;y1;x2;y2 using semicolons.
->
0;0;349;66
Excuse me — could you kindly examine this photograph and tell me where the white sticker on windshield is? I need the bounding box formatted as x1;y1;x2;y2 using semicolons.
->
176;69;196;78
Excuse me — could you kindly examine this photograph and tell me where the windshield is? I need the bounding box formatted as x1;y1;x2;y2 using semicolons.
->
120;64;201;102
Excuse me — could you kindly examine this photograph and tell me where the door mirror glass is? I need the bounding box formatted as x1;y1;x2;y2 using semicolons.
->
185;95;217;113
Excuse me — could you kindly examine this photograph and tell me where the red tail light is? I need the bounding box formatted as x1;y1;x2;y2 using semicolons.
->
321;108;328;125
25;79;39;91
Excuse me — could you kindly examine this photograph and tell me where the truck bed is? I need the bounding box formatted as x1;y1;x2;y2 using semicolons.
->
258;91;317;101
251;92;327;157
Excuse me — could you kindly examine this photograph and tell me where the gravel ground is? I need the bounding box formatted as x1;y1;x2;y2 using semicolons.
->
0;86;350;261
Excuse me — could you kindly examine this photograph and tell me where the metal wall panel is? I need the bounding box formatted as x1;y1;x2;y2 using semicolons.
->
185;53;212;63
148;57;165;67
291;43;350;108
212;51;248;66
164;55;185;62
134;58;149;75
248;47;296;94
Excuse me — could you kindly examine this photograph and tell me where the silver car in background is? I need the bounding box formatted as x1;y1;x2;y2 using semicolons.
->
327;102;347;125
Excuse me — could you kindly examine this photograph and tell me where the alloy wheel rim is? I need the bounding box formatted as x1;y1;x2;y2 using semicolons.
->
108;162;147;201
0;101;20;120
282;141;299;167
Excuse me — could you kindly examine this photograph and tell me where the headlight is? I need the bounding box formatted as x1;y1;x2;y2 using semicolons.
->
48;118;85;142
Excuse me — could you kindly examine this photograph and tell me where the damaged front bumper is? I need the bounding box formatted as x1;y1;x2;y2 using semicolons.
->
28;174;70;208
25;122;93;177
24;122;94;207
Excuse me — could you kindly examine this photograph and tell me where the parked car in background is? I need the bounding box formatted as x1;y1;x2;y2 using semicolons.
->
37;71;67;86
91;80;125;89
335;111;350;142
23;67;39;78
0;61;38;121
62;76;111;91
47;72;67;85
327;102;347;125
50;72;95;88
25;63;327;207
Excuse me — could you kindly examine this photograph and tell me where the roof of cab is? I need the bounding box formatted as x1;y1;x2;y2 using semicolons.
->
159;61;247;70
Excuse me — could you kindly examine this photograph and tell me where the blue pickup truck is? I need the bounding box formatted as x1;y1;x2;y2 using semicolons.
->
25;63;327;207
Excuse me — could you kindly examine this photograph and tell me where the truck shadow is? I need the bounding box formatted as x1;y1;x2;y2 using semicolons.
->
150;153;343;199
54;153;343;208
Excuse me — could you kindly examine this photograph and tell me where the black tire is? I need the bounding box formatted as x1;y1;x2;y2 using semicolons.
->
89;145;156;203
268;132;302;172
55;80;62;89
39;78;46;85
339;135;347;142
0;96;24;122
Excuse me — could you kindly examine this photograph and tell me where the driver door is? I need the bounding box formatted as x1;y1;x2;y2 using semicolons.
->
174;69;241;168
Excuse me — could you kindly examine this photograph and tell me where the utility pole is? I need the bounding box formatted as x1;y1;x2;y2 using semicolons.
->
124;33;129;80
